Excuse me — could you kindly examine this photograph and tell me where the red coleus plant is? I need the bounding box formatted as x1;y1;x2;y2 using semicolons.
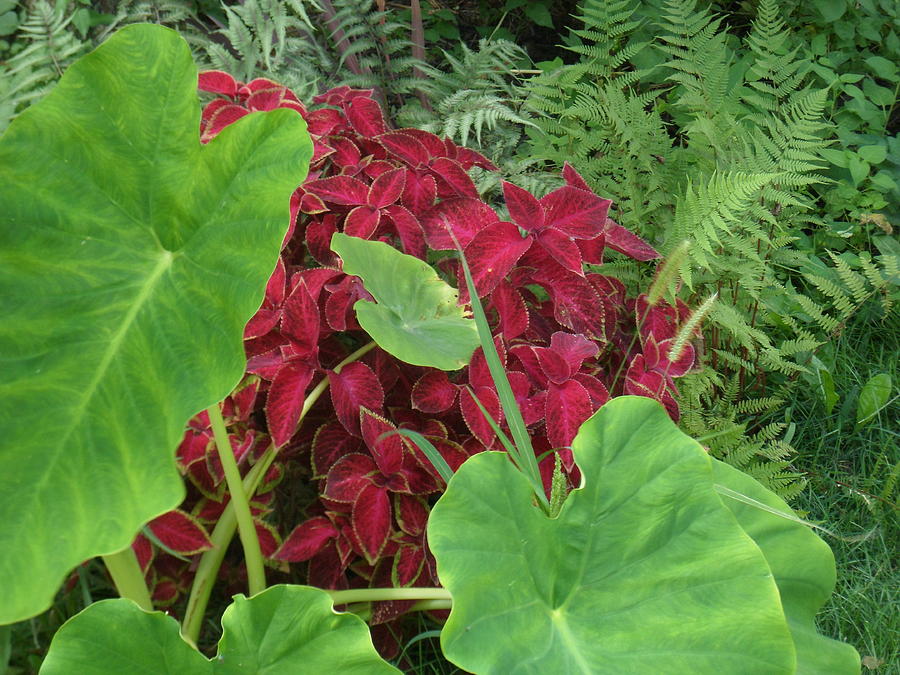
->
134;71;701;656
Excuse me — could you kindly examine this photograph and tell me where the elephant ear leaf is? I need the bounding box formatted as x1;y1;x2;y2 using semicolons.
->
39;585;400;674
0;23;312;623
712;461;861;674
428;396;797;674
331;232;479;370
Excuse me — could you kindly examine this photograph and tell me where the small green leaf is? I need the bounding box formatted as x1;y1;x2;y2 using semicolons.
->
812;356;839;415
856;373;892;427
848;155;871;185
330;233;479;370
857;144;885;167
815;0;848;22
820;148;851;168
864;55;898;81
871;171;898;191
39;586;400;673
523;2;554;28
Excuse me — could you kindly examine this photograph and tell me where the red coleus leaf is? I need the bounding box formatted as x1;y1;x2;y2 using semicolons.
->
572;372;610;410
382;204;426;259
305;106;344;136
545;379;593;448
394;494;429;537
351;483;393;564
467;337;506;389
459;385;502;448
578;233;606;265
379;131;430;166
392;544;425;587
536;228;583;275
411;370;458;413
490;280;529;340
147;509;213;555
535;347;571;385
274;516;339;562
281;280;320;358
462;221;533;298
360;408;406;477
314;85;373;106
324;453;379;502
530;259;607;339
367;167;405;209
624;355;680;420
643;335;695;379
325;275;370;331
151;578;179;607
329;362;384;436
400;170;436;213
344;205;381;239
254;519;282;558
224;375;261;422
540;185;610;239
244;308;280;340
428;157;478;199
561;161;591;191
550;331;599;373
502;180;544;232
200;101;248;143
455;145;498;171
308;543;350;590
421;197;499;250
399;127;448;158
605;219;659;261
304;175;369;205
328;136;362;169
265;256;287;306
176;428;212;469
312;421;362;478
345;96;387;136
266;361;315;447
132;535;154;573
198;70;238;97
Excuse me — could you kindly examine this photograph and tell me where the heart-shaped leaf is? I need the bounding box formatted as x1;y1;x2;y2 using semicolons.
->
712;461;861;674
39;585;400;674
331;232;479;370
0;24;312;623
428;396;797;673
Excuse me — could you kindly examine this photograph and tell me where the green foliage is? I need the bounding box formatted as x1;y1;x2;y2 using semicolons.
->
330;233;479;370
522;0;896;491
0;23;312;623
0;0;206;131
428;396;859;673
396;38;536;152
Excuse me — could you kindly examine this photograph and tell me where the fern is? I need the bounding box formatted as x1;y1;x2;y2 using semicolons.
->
396;39;536;155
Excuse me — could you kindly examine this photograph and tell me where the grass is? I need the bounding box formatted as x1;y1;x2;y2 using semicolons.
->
787;305;899;673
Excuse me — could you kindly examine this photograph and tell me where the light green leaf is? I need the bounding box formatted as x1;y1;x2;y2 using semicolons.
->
812;356;839;415
39;586;399;674
858;145;887;164
856;373;892;427
429;396;796;673
0;24;312;623
865;55;898;81
523;2;554;28
331;232;479;370
848;155;871;185
814;0;848;22
712;462;861;673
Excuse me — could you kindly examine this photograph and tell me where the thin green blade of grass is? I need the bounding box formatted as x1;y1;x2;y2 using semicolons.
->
448;225;549;509
381;429;454;485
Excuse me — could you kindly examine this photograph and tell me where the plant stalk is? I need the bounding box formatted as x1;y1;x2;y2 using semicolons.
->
327;587;452;605
181;342;376;644
208;402;266;597
101;547;153;611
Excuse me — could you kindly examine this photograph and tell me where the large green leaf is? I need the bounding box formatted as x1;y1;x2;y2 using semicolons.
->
712;461;861;674
0;24;312;623
330;232;479;370
39;585;400;674
428;396;796;673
